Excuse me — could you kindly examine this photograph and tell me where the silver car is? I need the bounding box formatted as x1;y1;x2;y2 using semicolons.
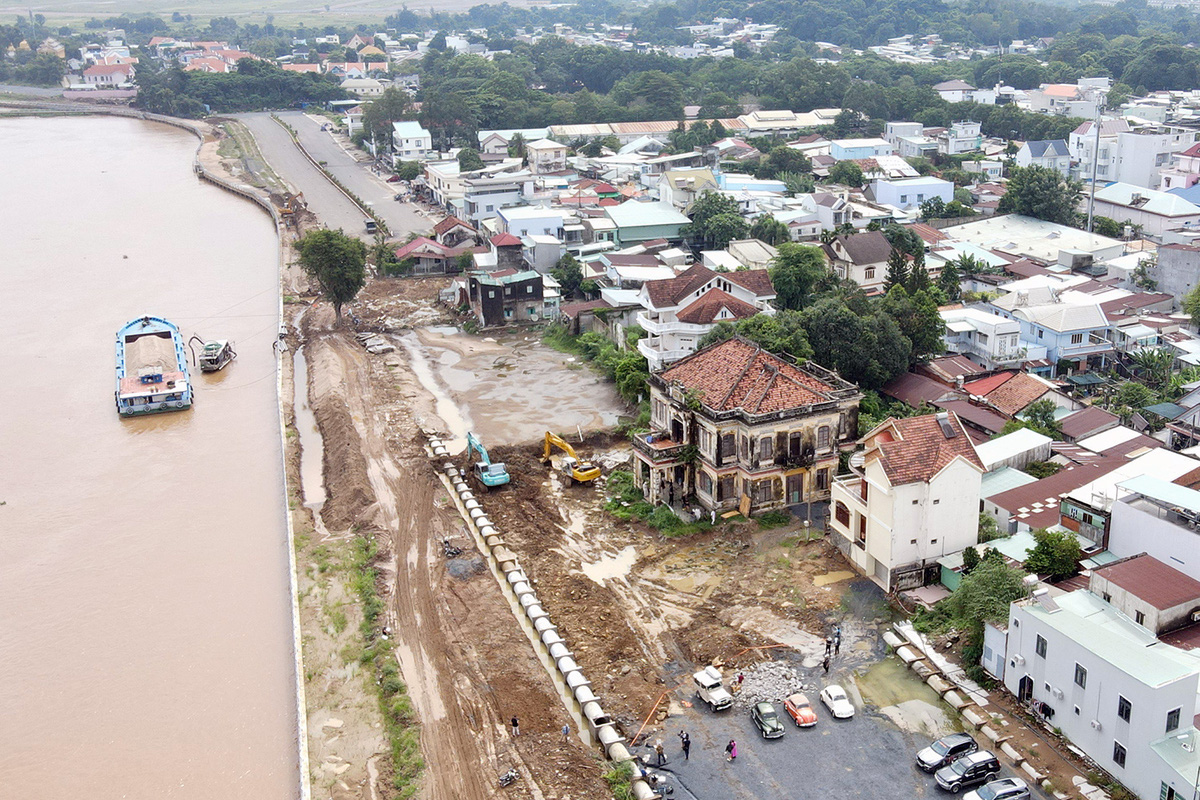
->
964;778;1030;800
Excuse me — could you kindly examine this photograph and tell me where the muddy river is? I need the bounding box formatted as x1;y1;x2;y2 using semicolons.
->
0;117;298;798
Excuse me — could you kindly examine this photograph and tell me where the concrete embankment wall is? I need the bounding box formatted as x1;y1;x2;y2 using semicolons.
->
427;434;655;800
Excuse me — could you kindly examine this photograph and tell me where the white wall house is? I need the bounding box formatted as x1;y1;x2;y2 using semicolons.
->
524;138;569;175
1003;589;1200;800
938;120;982;155
830;412;985;591
872;176;954;210
1091;183;1200;238
496;205;565;240
392;120;433;161
1109;476;1200;584
1015;140;1071;176
940;307;1027;369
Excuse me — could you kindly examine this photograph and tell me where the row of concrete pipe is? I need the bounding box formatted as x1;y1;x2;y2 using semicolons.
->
427;435;656;800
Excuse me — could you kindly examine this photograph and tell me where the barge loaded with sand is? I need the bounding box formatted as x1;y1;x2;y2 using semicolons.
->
115;316;193;416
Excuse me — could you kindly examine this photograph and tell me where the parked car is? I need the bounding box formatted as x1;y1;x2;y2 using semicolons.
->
964;778;1030;800
917;732;978;772
364;219;377;234
819;685;854;719
783;692;817;727
386;175;402;182
935;751;1001;793
692;666;732;711
751;702;786;739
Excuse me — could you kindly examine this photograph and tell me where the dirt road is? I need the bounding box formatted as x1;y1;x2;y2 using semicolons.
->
299;301;608;800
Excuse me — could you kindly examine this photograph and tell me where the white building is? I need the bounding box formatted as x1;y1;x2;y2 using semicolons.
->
830;411;985;591
392;120;433;161
1002;588;1200;800
340;77;385;98
940;307;1026;369
524;138;569;175
461;170;535;228
1015;140;1071;176
1091;183;1200;238
497;205;565;240
933;79;975;103
937;120;982;155
872;176;954;210
1109;475;1200;584
1071;121;1197;189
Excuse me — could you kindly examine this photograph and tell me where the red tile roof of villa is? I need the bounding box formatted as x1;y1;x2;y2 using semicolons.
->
865;412;983;486
490;233;522;247
660;337;845;415
675;289;759;325
434;216;475;236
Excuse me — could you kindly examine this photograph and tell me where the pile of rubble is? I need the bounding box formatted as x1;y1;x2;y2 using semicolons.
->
731;660;809;709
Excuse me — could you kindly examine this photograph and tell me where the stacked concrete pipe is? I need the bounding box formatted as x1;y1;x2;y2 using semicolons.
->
427;434;654;799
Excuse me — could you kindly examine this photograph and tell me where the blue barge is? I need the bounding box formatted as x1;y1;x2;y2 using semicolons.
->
115;316;193;416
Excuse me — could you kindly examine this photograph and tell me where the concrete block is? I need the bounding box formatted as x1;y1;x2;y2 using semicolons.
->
897;646;921;664
882;631;905;649
1018;763;1042;782
999;741;1023;764
961;708;988;730
927;674;953;694
981;725;1002;742
943;690;968;709
912;661;934;678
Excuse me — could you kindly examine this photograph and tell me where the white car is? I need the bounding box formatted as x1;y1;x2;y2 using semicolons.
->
819;685;855;719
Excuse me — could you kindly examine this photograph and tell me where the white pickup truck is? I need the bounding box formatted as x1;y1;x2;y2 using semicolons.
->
693;666;733;711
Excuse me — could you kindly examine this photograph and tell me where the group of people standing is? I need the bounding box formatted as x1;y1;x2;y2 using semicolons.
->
821;624;842;673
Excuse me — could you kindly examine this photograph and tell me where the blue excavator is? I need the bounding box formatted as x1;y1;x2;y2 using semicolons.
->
467;432;510;489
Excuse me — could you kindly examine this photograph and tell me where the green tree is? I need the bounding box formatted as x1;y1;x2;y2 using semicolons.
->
361;87;412;145
296;229;367;324
685;191;747;249
457;147;485;171
879;285;944;363
700;311;813;359
551;253;583;298
978;513;1005;543
919;196;947;221
750;214;790;246
770;243;827;310
937;259;962;302
997;165;1083;226
1003;398;1062;439
907;251;931;294
828;160;864;188
1132;347;1176;389
1185;283;1200;328
395;161;422;181
884;247;909;292
1024;528;1082;581
961;546;980;575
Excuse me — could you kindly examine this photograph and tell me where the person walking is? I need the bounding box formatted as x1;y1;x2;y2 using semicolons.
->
822;656;830;674
834;635;841;656
725;739;738;762
655;740;666;766
680;731;691;760
561;724;570;744
511;716;520;737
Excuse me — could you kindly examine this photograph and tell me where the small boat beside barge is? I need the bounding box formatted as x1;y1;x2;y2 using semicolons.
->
115;316;193;416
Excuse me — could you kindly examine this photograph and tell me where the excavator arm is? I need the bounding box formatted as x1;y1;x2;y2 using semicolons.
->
542;432;601;484
467;432;509;488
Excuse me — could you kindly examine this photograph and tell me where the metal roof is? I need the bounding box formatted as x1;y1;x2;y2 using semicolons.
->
1119;474;1200;515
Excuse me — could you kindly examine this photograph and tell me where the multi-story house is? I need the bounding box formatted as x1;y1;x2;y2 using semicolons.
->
940;307;1035;369
461;170;534;228
1015;140;1072;176
467;269;546;327
1091;183;1200;238
1001;587;1200;800
830;411;985;591
872;176;954;210
937;120;982;155
823;230;893;295
829;138;895;161
988;286;1113;372
1159;142;1200;191
1072;121;1196;189
391;120;433;161
636;264;776;371
631;337;861;513
1108;476;1200;584
524;138;569;175
933;79;975;103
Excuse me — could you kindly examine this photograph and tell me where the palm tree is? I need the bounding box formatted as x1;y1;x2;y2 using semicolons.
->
1131;347;1176;389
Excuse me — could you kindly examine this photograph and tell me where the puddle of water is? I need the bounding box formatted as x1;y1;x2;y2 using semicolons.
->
581;545;638;584
292;347;326;509
399;331;470;449
426;325;459;336
813;570;856;587
855;656;959;737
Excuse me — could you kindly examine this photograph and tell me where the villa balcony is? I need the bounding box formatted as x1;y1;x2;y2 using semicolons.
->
631;430;688;463
638;336;693;372
636;310;713;338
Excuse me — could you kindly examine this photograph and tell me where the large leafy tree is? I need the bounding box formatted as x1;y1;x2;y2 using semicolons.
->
296;229;367;324
828;160;864;188
937;260;962;302
770;243;827;310
750;214;790;246
879;286;944;364
997;165;1083;226
360;87;412;145
684;191;747;249
1185;283;1200;328
1024;528;1082;581
699;311;813;359
551;253;583;298
884;247;909;292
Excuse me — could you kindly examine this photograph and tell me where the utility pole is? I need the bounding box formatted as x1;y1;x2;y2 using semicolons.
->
1086;91;1107;233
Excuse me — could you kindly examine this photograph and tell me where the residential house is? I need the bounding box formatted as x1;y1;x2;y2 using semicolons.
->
432;216;477;248
1159;142;1200;191
1016;140;1072;176
393;237;469;275
1109;475;1200;584
872;176;954;210
933;80;975;103
658;169;719;211
604;200;690;247
823;230;893;295
422;160;464;211
1029;82;1106;117
1151;244;1200;307
1001;588;1200;800
524;138;569;175
497;205;564;240
632;337;861;513
82;62;133;85
988;286;1113;372
1090;183;1200;239
461;170;535;228
937;120;983;155
830;138;895;161
477;127;550;155
940;307;1030;369
830;411;986;591
635;264;776;370
467;269;546;327
1089;554;1200;636
1072;121;1196;189
974;428;1053;473
726;238;778;270
883;122;924;146
340;77;385;98
392;120;433;161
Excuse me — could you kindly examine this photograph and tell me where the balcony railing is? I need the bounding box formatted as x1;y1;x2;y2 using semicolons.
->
631;430;688;461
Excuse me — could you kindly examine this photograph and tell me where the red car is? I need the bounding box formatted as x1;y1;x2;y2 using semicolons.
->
784;692;818;727
386;175;402;182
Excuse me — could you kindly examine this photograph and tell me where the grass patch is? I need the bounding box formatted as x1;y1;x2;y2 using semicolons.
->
328;606;348;635
756;510;793;529
603;470;713;536
349;534;422;797
602;761;636;800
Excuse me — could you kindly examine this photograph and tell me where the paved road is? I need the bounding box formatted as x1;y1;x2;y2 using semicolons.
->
639;669;1052;800
236;112;371;239
0;83;63;96
276;110;432;239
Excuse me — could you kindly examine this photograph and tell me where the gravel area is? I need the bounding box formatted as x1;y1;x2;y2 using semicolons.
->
731;660;811;709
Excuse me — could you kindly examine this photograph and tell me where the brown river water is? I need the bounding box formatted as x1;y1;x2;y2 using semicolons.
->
0;117;299;798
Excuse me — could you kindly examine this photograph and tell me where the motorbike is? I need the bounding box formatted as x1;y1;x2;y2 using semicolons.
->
442;538;463;558
498;767;518;788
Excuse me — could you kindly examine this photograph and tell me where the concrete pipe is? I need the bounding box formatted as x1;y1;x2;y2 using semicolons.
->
479;525;497;537
505;570;527;585
597;727;623;750
533;617;556;635
526;605;549;622
452;482;468;494
485;535;505;549
565;672;591;691
511;581;531;595
541;630;564;646
475;516;491;529
469;508;487;521
518;593;538;610
556;656;580;674
573;686;597;705
442;462;455;472
464;498;481;511
582;701;610;726
548;642;572;661
494;546;517;563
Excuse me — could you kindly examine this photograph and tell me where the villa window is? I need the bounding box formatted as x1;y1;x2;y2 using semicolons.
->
1071;333;1084;345
1035;634;1047;658
1167;708;1182;733
817;426;830;451
865;267;876;280
1117;696;1131;723
1112;742;1126;769
1074;663;1087;689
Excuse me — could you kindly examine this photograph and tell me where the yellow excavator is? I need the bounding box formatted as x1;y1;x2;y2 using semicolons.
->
542;432;601;484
